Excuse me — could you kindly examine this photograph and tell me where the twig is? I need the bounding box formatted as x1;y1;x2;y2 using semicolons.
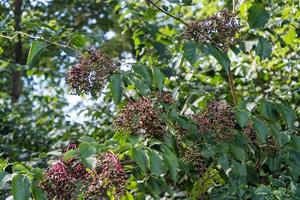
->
124;93;134;103
121;160;135;165
146;0;189;26
0;34;18;40
0;31;82;55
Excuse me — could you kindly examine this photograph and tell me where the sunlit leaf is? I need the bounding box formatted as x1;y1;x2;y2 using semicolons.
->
275;103;296;128
12;174;31;200
256;37;272;60
130;148;148;173
248;4;270;29
79;142;97;158
259;100;280;121
252;117;268;144
147;150;164;176
183;41;200;65
110;73;123;104
235;110;250;128
162;145;178;182
153;67;165;90
207;44;231;72
132;64;153;84
26;41;48;66
31;180;47;200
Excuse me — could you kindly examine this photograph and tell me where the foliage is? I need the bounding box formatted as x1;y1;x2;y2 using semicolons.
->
0;0;300;199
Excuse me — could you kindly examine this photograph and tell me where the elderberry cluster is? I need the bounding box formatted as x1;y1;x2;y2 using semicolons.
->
40;159;87;199
83;152;127;199
193;101;235;142
40;146;126;199
66;48;119;96
155;91;174;104
181;145;207;176
114;97;166;137
184;10;240;52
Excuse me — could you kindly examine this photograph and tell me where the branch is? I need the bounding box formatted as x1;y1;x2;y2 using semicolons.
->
146;0;189;26
232;0;236;13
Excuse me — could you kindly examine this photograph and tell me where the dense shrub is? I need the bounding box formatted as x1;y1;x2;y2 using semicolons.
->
0;0;299;199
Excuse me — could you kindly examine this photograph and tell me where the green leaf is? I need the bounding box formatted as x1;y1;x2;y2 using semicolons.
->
162;145;178;182
183;41;200;65
230;145;246;161
259;100;280;121
80;156;97;169
147;150;164;176
78;136;97;143
132;64;153;84
256;37;272;60
163;133;177;150
231;160;247;177
252;117;268;143
81;32;103;44
217;155;230;171
70;34;86;48
153;67;165;91
63;149;77;161
235;110;250;128
291;135;300;152
275;103;296;128
26;41;48;66
12;174;31;200
132;78;150;96
207;44;231;72
121;191;134;200
269;123;290;147
248;4;270;29
63;47;78;57
256;185;272;196
153;42;166;56
130;148;148;173
183;0;193;5
110;74;123;105
79;142;97;158
146;176;162;197
13;163;28;173
0;159;8;170
283;27;297;45
30;168;44;181
31;180;47;200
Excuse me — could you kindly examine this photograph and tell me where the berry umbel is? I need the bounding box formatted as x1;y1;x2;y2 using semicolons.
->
114;97;166;137
193;101;235;142
84;152;126;199
181;145;207;176
40;146;126;199
184;10;240;52
66;48;119;96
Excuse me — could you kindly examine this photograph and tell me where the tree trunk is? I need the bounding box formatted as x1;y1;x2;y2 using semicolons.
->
12;0;23;103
